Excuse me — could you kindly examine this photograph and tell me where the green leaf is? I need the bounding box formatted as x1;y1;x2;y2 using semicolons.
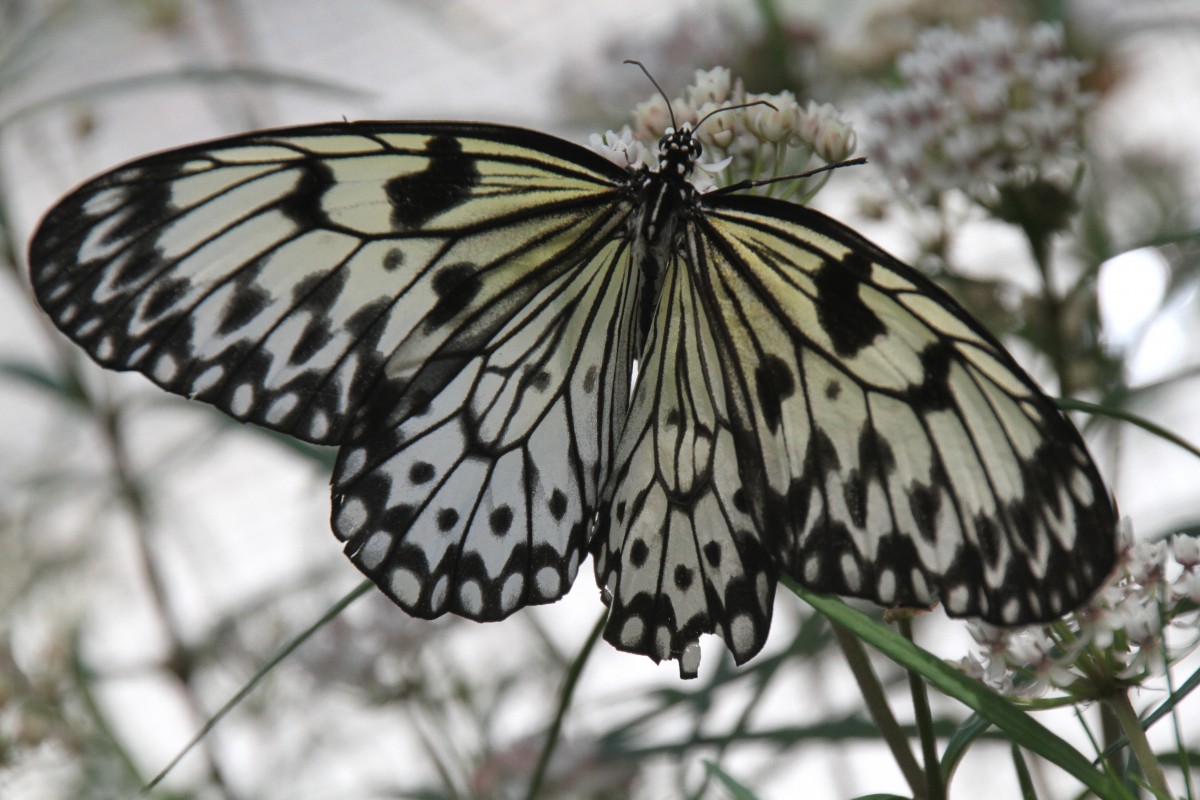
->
785;579;1132;800
703;760;761;800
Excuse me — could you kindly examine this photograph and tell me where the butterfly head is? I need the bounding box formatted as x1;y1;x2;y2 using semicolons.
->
657;124;702;179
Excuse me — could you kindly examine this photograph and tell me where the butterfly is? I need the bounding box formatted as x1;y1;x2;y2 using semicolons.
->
28;83;1117;679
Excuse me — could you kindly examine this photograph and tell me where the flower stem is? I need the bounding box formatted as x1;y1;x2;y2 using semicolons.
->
899;619;945;800
831;621;926;796
1105;690;1172;799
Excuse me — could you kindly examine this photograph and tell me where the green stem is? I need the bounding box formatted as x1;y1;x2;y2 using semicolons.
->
524;611;606;800
1105;690;1172;799
831;622;926;796
1026;227;1072;397
899;619;944;800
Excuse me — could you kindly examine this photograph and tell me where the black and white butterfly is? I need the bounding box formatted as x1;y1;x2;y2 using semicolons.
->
28;93;1116;677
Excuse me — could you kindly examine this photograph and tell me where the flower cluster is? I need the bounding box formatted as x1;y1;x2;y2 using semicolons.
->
861;18;1091;203
962;521;1200;699
591;67;857;198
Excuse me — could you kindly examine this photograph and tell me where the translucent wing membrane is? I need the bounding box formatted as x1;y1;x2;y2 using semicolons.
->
695;194;1116;626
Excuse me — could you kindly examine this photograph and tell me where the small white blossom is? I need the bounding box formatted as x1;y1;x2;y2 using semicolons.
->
961;518;1200;698
862;18;1091;203
1170;534;1200;568
686;66;732;109
589;127;651;170
601;67;856;197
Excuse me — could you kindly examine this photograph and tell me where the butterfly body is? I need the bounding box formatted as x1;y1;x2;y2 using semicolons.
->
29;117;1116;678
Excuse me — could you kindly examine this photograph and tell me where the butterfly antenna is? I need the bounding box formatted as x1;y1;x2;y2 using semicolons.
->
695;99;778;130
707;157;868;197
623;59;677;130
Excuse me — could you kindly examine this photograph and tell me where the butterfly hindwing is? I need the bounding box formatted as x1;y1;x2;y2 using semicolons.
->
592;236;776;676
693;193;1116;625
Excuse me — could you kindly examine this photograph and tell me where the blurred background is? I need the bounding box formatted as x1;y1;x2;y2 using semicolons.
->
2;0;1199;798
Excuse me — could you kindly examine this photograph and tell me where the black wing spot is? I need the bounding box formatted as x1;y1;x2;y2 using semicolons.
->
583;365;598;394
616;501;627;523
489;505;514;535
674;564;694;590
436;508;459;532
630;538;649;568
426;262;481;330
522;366;552;392
386;134;480;229
548;489;568;520
732;488;750;514
279;158;337;229
384;248;404;271
815;250;885;357
703;541;722;567
409;462;435;484
755;355;795;434
217;283;271;336
665;408;682;427
825;380;841;401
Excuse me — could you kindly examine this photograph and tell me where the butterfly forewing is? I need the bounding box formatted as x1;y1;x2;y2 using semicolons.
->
694;194;1116;625
29;123;628;445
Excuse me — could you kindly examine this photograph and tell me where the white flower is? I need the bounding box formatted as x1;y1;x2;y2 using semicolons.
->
1170;534;1200;568
862;18;1090;202
686;66;732;109
588;127;650;170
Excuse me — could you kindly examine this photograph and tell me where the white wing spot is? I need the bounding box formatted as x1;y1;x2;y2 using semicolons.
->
154;354;178;383
620;617;644;647
681;642;702;677
96;336;115;361
946;585;969;613
655;626;670;660
535;566;560;599
265;392;298;425
59;304;78;324
840;554;861;592
1070;468;1094;505
459;580;482;616
804;555;820;583
336;497;367;536
731;614;756;656
231;383;255;417
430;575;448;610
308;410;330;440
359;530;392;569
341;447;367;480
910;569;929;602
76;316;100;337
389;568;421;607
1001;598;1021;623
500;573;524;613
878;569;896;604
192;364;224;395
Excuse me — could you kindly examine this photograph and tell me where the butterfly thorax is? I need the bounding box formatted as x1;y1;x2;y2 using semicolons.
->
628;125;702;343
